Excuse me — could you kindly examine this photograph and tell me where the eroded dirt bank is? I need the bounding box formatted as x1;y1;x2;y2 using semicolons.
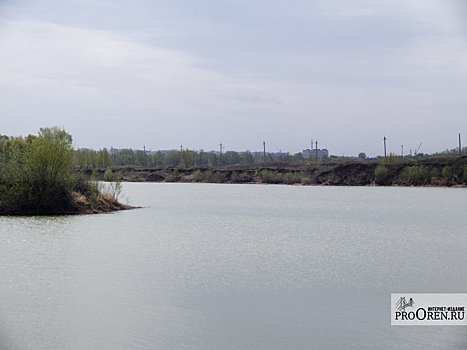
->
84;157;467;188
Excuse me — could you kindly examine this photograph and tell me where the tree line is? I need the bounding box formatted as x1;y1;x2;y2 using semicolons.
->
72;148;369;168
2;132;466;170
107;149;305;168
73;148;309;168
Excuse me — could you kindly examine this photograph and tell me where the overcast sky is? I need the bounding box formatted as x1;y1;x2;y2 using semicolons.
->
1;0;466;156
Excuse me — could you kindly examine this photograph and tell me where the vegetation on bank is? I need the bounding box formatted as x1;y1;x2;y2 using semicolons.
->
1;129;466;195
0;128;131;215
80;156;467;187
25;141;465;170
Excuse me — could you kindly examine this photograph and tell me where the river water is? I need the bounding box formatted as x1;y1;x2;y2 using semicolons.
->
0;183;466;349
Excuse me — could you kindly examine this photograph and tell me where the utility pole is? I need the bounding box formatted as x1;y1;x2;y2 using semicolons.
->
383;136;387;158
263;141;266;163
401;145;403;157
180;144;183;168
311;139;313;150
315;140;318;165
459;133;462;157
219;141;223;164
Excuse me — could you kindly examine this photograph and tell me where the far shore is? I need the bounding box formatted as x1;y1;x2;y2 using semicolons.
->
80;156;467;188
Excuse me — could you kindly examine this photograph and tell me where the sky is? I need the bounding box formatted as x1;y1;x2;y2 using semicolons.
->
0;0;466;156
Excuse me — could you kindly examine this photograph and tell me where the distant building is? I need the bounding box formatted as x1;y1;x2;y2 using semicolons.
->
302;148;329;159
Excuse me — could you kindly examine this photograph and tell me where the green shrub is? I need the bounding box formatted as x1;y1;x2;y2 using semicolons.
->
260;170;274;183
204;170;213;182
382;152;397;164
0;127;76;214
374;165;388;183
104;169;113;181
166;168;179;182
259;170;284;184
97;171;123;201
430;168;439;178
441;166;452;179
284;172;301;184
463;166;467;182
91;168;98;180
230;171;247;183
214;171;224;183
192;169;202;182
284;172;293;184
403;165;428;184
230;171;250;183
107;171;122;200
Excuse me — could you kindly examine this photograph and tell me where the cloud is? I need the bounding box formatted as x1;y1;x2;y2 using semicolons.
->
0;0;466;155
100;116;139;121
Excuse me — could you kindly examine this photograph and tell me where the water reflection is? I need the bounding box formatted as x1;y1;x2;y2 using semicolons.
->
1;184;466;349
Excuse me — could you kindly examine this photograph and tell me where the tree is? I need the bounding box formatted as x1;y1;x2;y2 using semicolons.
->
2;137;26;161
224;151;241;165
306;155;317;163
154;151;165;166
101;148;112;168
39;126;72;144
181;149;194;168
194;151;207;166
320;154;330;164
165;150;181;166
0;134;8;151
291;152;303;164
358;152;366;159
85;149;97;168
209;153;220;166
0;127;76;214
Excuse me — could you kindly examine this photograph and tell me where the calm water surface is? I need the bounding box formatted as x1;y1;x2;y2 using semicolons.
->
1;183;466;349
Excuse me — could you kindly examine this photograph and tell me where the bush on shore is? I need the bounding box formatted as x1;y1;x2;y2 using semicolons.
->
441;165;452;180
374;165;388;184
0;127;127;215
0;128;76;214
402;165;428;185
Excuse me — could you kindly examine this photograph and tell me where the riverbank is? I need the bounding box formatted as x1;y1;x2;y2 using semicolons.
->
0;176;136;216
0;192;135;216
0;127;138;216
83;156;467;187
